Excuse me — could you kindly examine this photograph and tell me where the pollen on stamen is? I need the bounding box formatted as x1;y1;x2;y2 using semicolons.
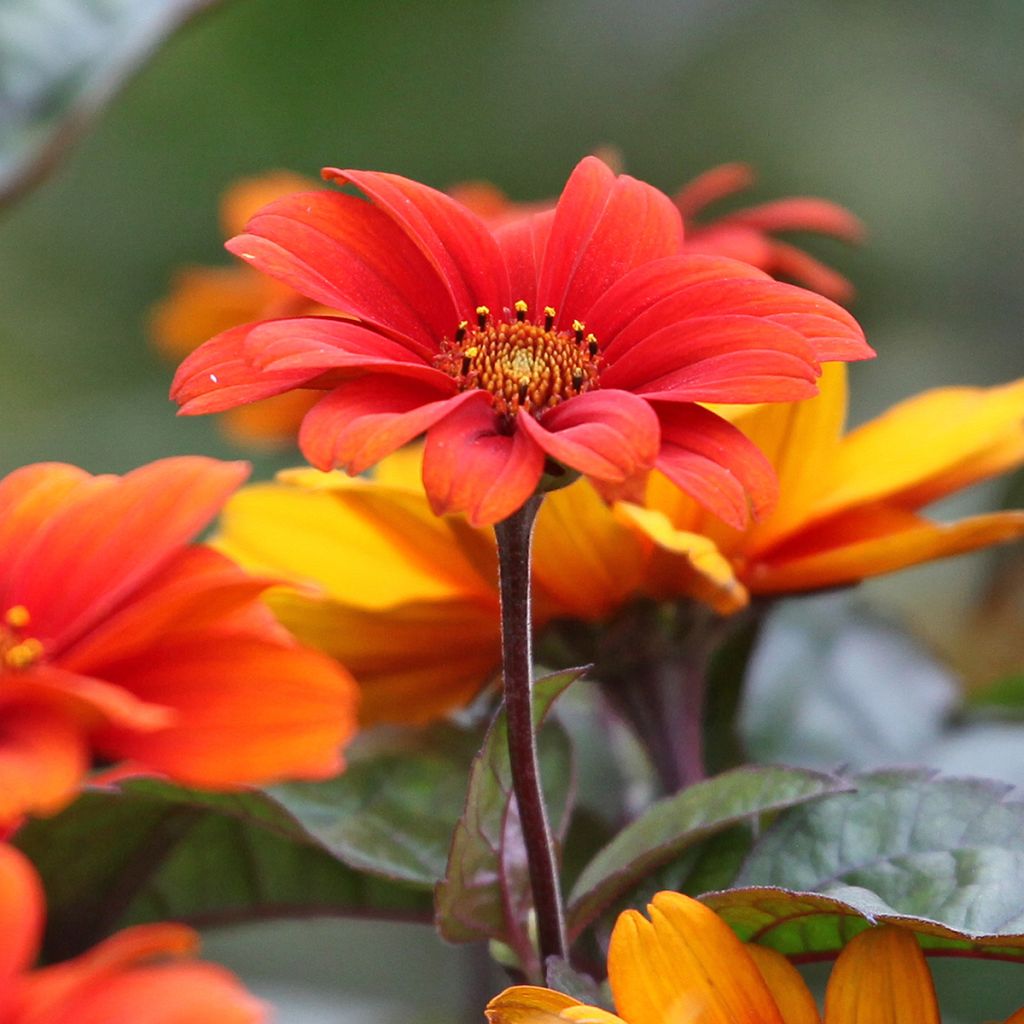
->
4;638;43;670
4;605;30;629
543;306;556;331
514;300;529;322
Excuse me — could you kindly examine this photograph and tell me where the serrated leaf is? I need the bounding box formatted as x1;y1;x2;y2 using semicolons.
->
435;668;583;969
270;722;483;887
566;766;850;936
13;779;431;963
703;887;1024;963
0;0;218;205
733;769;1024;949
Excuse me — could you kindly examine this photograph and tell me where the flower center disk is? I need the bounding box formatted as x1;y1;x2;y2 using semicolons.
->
434;303;601;418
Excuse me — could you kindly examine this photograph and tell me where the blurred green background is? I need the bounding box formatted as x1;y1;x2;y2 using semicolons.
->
3;0;1024;1018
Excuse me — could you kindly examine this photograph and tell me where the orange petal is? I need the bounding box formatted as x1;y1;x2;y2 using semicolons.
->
746;945;821;1024
222;390;318;447
748;507;1024;594
4;458;248;655
0;844;44;983
0;704;89;822
270;589;500;726
533;479;650;621
607;892;785;1024
809;377;1024;523
822;925;939;1024
93;635;358;786
487;986;627;1024
220;170;318;236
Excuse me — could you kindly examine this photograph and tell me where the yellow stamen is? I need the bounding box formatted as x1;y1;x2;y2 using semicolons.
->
4;638;43;670
4;605;30;629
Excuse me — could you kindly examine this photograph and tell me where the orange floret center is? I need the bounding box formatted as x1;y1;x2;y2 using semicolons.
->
434;302;601;417
2;605;43;671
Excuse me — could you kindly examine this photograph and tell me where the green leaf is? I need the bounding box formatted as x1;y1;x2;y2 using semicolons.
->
0;0;218;205
566;765;850;936
703;888;1024;963
13;779;432;963
434;668;583;968
269;722;484;887
728;769;1024;955
967;674;1024;718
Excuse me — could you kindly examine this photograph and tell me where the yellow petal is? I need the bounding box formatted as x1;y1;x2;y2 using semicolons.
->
746;945;821;1024
607;892;785;1024
809;377;1024;523
731;362;848;552
747;507;1024;594
822;926;939;1024
486;986;627;1024
215;478;496;611
371;443;429;491
268;590;499;726
533;480;650;621
613;503;748;614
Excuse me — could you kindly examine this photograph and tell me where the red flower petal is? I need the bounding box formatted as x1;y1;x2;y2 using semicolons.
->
171;324;321;416
674;163;756;218
654;402;778;528
226;189;453;352
243;316;449;385
538;157;684;322
422;395;546;526
584;255;770;351
299;376;469;474
715;197;865;242
5;458;248;654
323;168;510;320
517;390;660;482
494;210;555;314
601;315;819;402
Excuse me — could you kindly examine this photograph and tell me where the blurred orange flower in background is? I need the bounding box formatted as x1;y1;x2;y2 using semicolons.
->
0;842;266;1022
0;456;358;823
486;890;1023;1024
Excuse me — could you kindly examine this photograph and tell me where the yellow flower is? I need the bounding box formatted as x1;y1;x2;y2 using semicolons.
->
486;891;1023;1024
623;363;1024;604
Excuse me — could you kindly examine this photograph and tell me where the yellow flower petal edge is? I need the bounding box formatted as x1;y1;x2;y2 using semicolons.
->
486;986;627;1024
746;944;821;1024
607;892;785;1024
822;925;939;1024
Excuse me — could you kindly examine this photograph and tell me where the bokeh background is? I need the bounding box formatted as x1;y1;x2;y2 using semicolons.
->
3;0;1024;1019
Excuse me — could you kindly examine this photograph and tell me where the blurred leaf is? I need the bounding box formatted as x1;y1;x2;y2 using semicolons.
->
704;888;1024;963
566;765;849;937
0;0;217;206
967;674;1024;718
544;958;607;1007
731;769;1024;952
14;779;432;963
269;722;485;887
741;594;959;768
435;668;582;968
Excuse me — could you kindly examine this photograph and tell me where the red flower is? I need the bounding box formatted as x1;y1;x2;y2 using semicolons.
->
0;843;266;1022
172;157;873;527
0;457;358;823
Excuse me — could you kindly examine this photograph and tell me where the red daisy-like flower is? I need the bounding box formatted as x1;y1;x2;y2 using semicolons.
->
172;157;873;527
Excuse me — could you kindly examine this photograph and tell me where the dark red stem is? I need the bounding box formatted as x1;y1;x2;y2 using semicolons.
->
494;497;567;968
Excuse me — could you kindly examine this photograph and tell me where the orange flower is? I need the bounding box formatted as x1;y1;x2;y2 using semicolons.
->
486;891;1023;1023
624;364;1024;606
151;172;324;445
0;456;358;823
0;842;266;1022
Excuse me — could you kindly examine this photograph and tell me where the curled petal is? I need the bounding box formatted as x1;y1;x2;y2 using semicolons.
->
298;377;466;475
422;395;546;526
171;323;321;416
518;391;660;483
487;986;627;1024
227;189;453;352
538;157;684;322
324;167;510;320
608;892;785;1024
674;163;756;218
654;403;777;529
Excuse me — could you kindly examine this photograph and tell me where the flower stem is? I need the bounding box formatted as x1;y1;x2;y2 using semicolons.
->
494;496;567;969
